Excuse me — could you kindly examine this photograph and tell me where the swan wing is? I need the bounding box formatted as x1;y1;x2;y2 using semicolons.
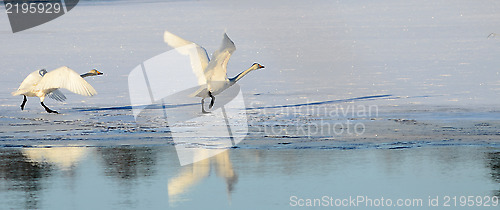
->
206;33;236;82
47;89;67;102
11;70;42;96
164;30;209;85
35;66;97;96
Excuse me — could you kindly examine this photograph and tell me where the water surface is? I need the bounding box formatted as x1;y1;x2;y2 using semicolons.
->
0;146;499;209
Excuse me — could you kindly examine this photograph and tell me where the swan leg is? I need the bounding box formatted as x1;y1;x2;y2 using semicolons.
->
208;91;215;109
41;102;58;114
201;98;210;114
20;95;27;110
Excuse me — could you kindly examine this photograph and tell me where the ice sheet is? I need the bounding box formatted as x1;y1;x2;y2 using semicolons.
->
0;0;499;146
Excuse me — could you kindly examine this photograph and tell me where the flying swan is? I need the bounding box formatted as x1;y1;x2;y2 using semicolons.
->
12;66;103;113
164;30;264;113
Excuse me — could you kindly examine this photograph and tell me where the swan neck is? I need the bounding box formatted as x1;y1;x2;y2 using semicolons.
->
80;73;93;78
230;66;255;85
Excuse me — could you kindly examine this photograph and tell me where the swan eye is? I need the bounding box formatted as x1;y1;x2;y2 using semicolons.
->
39;69;47;76
252;63;264;69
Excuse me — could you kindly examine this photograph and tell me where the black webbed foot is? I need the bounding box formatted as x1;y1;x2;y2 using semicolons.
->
41;102;58;114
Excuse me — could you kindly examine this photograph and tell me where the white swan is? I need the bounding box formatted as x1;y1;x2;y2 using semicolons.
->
164;31;264;113
12;66;103;113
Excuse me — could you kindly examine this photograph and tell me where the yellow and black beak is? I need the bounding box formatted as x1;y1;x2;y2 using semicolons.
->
258;64;265;69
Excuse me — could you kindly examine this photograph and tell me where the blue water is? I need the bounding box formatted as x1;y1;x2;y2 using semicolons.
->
0;146;499;209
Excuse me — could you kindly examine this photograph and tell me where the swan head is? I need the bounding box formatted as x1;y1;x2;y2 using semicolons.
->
89;69;103;76
81;69;103;78
251;63;265;70
39;69;48;77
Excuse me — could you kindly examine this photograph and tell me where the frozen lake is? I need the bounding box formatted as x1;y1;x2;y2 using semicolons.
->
1;0;500;209
0;0;498;146
1;0;500;110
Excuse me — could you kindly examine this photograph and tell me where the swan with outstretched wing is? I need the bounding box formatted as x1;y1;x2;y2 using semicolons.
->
164;31;264;113
12;66;103;113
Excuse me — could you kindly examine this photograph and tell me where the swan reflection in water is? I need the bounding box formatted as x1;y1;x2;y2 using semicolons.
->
168;150;238;205
20;146;238;205
0;147;87;209
0;147;499;209
22;147;88;171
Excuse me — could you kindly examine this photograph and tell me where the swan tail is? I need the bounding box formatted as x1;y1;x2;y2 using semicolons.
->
11;89;26;96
